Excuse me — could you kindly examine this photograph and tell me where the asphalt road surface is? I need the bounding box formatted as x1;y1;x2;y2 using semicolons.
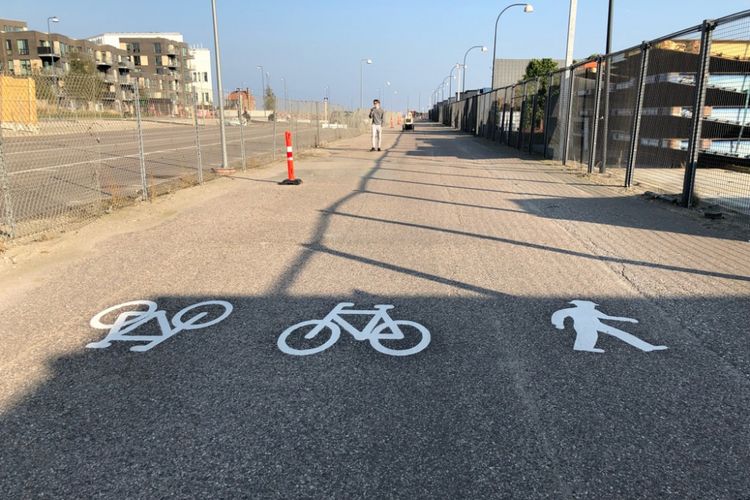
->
1;123;749;499
2;120;356;221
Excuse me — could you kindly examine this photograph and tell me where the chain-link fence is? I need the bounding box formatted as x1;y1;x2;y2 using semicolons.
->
0;72;369;242
431;9;750;221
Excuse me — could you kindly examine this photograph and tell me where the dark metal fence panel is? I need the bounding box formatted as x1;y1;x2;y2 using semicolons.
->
545;71;565;159
691;16;750;216
428;9;748;221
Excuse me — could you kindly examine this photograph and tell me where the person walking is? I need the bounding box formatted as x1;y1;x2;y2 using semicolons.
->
369;99;385;152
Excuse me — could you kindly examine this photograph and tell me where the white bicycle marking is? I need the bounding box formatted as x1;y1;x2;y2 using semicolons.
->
278;302;431;357
87;300;233;352
551;300;668;353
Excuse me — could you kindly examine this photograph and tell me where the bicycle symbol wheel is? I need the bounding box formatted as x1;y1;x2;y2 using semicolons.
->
369;320;431;356
278;320;341;356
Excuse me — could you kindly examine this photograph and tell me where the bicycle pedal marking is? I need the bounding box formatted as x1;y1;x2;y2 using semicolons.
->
86;300;233;353
278;302;431;357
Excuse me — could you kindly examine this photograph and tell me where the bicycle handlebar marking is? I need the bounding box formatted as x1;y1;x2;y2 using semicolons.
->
278;302;431;356
87;300;234;352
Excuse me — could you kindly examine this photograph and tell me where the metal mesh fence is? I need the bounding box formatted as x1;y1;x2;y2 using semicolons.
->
0;72;368;242
432;9;750;221
692;16;750;215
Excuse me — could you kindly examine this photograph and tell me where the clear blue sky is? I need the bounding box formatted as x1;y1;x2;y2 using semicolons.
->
3;0;748;110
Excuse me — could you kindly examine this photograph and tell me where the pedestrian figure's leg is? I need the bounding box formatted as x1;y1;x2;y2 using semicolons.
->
376;125;382;149
371;126;377;150
599;325;667;352
572;326;604;353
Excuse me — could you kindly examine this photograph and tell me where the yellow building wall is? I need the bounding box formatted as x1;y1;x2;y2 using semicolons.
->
0;76;38;126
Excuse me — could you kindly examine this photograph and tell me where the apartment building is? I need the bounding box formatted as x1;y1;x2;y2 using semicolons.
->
0;18;135;110
189;46;214;107
89;32;193;112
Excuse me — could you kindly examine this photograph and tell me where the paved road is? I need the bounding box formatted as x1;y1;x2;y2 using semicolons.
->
1;123;749;498
2;120;357;221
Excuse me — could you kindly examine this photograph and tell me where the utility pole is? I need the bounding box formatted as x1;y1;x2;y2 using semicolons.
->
600;0;613;173
210;0;229;169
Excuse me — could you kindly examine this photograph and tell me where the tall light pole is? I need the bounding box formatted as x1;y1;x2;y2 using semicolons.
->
449;64;460;100
600;0;613;173
360;58;372;109
280;77;288;113
461;45;487;100
210;0;229;170
491;3;533;89
256;65;265;110
46;16;59;71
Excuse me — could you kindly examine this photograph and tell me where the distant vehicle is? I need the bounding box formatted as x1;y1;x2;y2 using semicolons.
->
402;112;414;131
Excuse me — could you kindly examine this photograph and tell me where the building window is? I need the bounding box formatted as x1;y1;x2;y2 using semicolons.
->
133;55;142;66
127;42;140;53
154;42;161;54
17;39;29;55
204;92;209;103
203;72;208;82
5;39;11;56
19;59;32;75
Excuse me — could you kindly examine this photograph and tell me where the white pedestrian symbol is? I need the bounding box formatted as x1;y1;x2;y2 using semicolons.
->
551;300;667;353
87;300;233;352
278;302;431;356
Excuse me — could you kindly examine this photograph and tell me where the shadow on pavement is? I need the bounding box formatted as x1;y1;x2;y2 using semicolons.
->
1;292;749;498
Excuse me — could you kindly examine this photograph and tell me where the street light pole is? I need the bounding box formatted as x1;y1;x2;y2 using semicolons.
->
256;65;265;110
46;16;59;71
600;0;613;173
461;45;487;100
210;0;229;170
360;58;372;109
449;64;460;100
281;77;288;113
491;3;533;89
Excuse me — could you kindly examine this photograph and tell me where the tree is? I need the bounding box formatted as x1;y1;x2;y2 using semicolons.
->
264;86;277;111
523;58;560;81
520;58;560;131
66;51;104;103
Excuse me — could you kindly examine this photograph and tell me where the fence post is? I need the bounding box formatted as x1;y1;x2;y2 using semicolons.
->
542;73;553;158
518;81;527;149
0;132;16;239
529;78;540;154
133;85;149;201
273;110;277;161
588;57;604;174
562;67;575;165
625;42;651;188
507;84;515;145
682;20;715;207
191;92;204;184
238;93;247;171
600;54;612;173
315;101;321;147
499;88;508;143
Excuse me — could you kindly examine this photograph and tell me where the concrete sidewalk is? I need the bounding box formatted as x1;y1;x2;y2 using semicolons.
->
1;122;749;498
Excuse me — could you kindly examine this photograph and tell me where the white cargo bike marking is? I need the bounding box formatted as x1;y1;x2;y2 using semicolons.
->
278;302;430;356
551;300;668;353
87;300;233;352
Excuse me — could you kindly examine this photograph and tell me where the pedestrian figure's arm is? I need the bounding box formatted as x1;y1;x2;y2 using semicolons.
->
551;309;570;329
601;315;638;323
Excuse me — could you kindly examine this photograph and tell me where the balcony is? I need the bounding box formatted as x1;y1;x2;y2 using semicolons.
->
166;44;177;55
167;58;180;69
96;57;113;69
118;59;135;72
37;46;61;60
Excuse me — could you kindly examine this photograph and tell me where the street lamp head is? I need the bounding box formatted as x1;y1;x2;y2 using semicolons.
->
524;4;534;13
366;59;373;64
49;16;59;22
481;46;488;52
